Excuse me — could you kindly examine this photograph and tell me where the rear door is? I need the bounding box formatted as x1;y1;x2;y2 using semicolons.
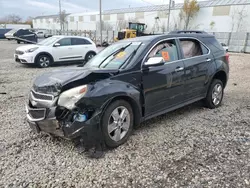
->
178;37;214;100
71;38;94;60
142;38;185;116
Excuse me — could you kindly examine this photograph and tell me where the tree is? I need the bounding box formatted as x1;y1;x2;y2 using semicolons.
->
25;16;34;28
210;21;215;30
116;20;127;31
2;14;22;24
181;0;200;30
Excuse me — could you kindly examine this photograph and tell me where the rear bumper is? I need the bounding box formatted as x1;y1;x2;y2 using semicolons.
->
26;104;102;141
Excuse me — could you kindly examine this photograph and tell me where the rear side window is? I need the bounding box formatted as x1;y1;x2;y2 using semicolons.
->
71;38;92;45
179;39;206;58
203;37;224;52
147;39;179;62
58;38;71;46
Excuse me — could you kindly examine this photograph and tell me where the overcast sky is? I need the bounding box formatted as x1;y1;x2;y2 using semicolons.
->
0;0;188;20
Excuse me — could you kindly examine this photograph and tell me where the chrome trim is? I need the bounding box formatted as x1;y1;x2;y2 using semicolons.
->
25;104;46;121
31;89;54;101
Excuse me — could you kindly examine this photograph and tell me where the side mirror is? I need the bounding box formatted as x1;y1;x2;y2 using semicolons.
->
54;43;60;47
144;57;164;67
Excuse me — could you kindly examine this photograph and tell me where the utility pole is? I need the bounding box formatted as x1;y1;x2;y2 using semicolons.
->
59;0;62;31
167;0;172;32
99;0;102;45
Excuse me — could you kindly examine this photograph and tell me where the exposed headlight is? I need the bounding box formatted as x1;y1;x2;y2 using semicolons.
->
26;47;39;53
58;85;88;110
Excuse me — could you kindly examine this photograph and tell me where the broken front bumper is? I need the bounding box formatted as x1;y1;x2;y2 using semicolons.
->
25;104;102;140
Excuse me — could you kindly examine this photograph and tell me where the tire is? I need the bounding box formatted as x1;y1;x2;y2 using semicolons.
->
85;52;96;62
35;54;52;68
204;79;224;109
101;100;134;148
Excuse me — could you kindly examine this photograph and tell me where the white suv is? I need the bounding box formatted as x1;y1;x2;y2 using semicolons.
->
14;36;97;68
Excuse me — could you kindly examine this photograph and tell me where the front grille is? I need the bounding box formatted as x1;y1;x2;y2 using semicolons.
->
31;90;53;101
15;50;24;55
29;108;46;120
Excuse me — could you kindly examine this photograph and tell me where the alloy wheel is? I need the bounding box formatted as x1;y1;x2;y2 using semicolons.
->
39;56;50;68
212;83;223;106
108;106;131;142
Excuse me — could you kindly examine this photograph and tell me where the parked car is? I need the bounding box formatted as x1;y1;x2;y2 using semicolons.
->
12;28;38;44
4;29;17;40
14;36;97;68
34;29;50;38
221;43;229;52
25;31;229;152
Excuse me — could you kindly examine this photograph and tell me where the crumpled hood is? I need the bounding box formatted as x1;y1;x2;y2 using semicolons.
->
32;67;118;94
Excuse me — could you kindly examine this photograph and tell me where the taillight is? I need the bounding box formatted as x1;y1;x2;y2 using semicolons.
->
225;53;229;64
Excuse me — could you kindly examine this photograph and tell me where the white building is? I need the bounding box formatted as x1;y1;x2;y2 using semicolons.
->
33;0;250;33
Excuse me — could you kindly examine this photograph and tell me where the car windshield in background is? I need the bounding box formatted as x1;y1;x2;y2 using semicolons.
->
85;42;144;69
38;37;60;46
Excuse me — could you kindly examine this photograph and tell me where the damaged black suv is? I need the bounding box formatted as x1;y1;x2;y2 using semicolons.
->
26;31;229;151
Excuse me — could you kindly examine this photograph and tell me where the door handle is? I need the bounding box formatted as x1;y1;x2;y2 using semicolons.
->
206;58;211;62
175;67;184;72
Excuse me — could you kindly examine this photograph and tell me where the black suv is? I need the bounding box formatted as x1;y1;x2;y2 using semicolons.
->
26;31;229;152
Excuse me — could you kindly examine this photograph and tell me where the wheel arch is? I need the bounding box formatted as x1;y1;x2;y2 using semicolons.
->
35;52;54;64
101;95;142;128
212;70;228;88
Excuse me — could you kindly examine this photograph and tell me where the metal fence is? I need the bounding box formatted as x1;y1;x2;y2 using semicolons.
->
209;32;250;53
48;30;250;53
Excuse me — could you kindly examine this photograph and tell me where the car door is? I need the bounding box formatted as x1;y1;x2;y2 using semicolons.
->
142;39;185;117
52;37;75;62
71;37;93;60
178;37;213;100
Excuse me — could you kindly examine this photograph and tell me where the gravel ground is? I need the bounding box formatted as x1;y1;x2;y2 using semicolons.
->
0;39;250;188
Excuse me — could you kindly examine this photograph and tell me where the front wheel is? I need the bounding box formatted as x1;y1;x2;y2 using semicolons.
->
204;79;224;109
36;55;52;68
101;100;134;148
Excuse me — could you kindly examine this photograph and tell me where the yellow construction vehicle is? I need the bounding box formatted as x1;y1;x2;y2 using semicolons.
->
114;22;151;42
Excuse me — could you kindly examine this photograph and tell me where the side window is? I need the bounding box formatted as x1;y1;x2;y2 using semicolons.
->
201;43;209;55
57;38;71;46
71;38;91;45
179;39;204;58
147;39;179;63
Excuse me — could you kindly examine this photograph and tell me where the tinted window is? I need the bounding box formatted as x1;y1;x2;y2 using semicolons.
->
147;39;179;62
58;38;71;46
71;38;92;45
179;39;203;58
201;43;209;54
203;37;224;52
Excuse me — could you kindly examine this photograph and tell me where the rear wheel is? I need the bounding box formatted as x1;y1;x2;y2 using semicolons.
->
101;100;134;148
36;55;52;68
85;52;96;62
204;79;224;109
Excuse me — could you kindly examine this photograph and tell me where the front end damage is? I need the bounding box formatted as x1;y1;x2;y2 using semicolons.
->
26;89;105;157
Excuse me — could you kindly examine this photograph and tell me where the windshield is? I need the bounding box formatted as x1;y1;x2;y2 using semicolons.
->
8;29;17;34
85;41;144;69
38;37;60;46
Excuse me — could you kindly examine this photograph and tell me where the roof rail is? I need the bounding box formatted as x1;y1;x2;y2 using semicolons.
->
169;30;208;34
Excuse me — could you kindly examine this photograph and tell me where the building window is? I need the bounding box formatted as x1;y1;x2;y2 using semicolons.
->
135;12;144;19
90;15;96;21
53;18;57;22
40;19;43;23
103;14;110;21
79;16;84;22
213;6;231;16
34;19;37;23
70;16;74;22
117;13;124;20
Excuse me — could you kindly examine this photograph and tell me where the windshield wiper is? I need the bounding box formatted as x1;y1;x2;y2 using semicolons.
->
98;42;132;68
118;42;143;69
